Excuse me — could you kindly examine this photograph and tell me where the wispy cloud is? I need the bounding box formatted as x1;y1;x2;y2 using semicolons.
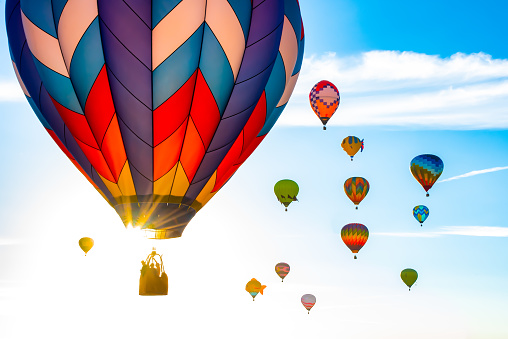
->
374;226;508;238
280;51;508;129
440;166;508;182
0;238;22;245
0;80;25;102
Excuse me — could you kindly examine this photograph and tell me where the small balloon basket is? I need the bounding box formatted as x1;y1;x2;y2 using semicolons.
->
139;248;168;296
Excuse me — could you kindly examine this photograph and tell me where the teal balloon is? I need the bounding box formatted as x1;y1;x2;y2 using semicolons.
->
413;205;429;225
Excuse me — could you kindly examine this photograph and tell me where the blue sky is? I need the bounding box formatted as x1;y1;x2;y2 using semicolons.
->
1;1;508;339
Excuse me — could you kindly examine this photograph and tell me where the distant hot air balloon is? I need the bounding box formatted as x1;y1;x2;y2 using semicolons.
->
341;223;369;259
245;278;266;301
301;294;316;314
401;268;418;291
410;155;444;197
344;177;369;209
274;180;299;211
275;262;290;282
341;136;364;161
309;80;340;130
413;205;429;226
78;237;94;256
6;0;305;239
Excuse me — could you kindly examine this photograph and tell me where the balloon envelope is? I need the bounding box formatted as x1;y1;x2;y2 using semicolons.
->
401;268;418;290
245;278;266;300
413;205;429;225
309;80;340;129
78;237;94;255
6;0;305;239
274;179;299;210
301;294;316;313
275;262;290;281
344;177;369;208
341;223;369;258
410;154;444;196
341;136;364;160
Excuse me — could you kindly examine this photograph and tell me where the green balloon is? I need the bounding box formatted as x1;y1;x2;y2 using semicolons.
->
274;180;299;211
401;268;418;291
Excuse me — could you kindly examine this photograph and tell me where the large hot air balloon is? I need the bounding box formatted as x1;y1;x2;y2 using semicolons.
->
344;177;369;209
275;262;290;282
309;80;340;130
6;0;305;239
413;205;429;226
274;179;299;211
401;268;418;291
341;223;369;259
410;155;443;197
301;294;316;314
78;237;94;256
341;136;364;161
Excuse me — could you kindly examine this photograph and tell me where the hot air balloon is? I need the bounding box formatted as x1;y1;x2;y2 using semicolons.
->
401;268;418;291
275;262;290;282
413;205;429;226
344;177;369;209
301;294;316;314
309;80;340;130
410;155;444;197
245;278;266;301
341;136;364;161
341;223;369;259
274;179;299;211
78;237;94;256
6;0;305;239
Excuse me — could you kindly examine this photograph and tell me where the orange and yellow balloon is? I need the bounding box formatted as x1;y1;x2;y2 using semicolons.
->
344;177;369;209
341;223;369;259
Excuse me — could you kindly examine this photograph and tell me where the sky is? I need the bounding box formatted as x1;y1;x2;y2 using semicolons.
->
1;1;508;339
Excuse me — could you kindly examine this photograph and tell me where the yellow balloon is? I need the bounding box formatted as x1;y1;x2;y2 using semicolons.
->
79;237;94;256
341;136;364;160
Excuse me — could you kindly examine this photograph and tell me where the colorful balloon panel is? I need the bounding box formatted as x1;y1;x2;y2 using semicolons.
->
341;223;369;256
309;80;340;128
7;0;305;239
274;179;299;210
275;262;290;281
341;136;364;160
301;294;316;313
410;154;444;196
344;177;369;208
401;268;418;290
413;205;429;225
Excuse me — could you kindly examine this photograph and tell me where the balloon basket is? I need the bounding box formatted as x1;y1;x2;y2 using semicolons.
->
139;248;168;296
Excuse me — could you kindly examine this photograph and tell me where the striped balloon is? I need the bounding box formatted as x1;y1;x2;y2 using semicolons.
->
309;80;340;130
275;262;290;282
6;0;305;239
413;205;429;226
344;177;369;209
410;154;444;197
341;223;369;259
301;294;316;314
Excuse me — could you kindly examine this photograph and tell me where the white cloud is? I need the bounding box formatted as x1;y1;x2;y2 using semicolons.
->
440;166;508;182
374;226;508;238
280;51;508;128
0;80;25;102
